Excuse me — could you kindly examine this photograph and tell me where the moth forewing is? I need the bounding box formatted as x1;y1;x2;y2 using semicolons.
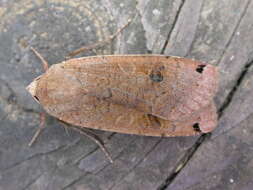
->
27;55;218;136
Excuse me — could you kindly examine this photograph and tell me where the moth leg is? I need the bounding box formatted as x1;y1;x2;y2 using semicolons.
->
28;112;46;146
60;122;113;163
30;47;49;72
67;18;132;57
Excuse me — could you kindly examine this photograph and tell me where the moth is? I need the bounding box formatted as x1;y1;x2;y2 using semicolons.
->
27;54;218;137
26;21;218;162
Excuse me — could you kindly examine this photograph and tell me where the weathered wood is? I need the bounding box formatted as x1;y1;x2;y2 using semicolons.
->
0;0;252;189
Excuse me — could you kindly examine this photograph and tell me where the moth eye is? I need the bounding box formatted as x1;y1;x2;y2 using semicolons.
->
34;95;40;102
196;65;206;73
192;123;201;132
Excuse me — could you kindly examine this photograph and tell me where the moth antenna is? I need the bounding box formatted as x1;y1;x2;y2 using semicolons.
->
30;47;49;72
68;18;132;57
60;122;113;163
28;112;46;146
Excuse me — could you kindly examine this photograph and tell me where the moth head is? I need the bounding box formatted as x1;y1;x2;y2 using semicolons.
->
26;75;41;103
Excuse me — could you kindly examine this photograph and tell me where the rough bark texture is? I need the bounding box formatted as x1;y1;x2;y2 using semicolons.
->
0;0;252;190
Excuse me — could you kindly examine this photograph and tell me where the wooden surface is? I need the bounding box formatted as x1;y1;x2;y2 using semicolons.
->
0;0;252;189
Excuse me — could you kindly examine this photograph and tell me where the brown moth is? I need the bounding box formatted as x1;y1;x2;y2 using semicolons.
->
27;55;218;137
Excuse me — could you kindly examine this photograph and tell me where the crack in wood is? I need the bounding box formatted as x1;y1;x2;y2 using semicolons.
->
65;135;138;187
69;131;116;165
217;0;251;65
61;173;89;190
218;59;253;118
185;0;204;57
156;133;210;190
21;173;43;190
0;113;8;123
213;111;253;141
135;0;152;54
72;147;100;165
1;145;66;172
108;138;163;190
160;0;186;54
94;136;138;175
